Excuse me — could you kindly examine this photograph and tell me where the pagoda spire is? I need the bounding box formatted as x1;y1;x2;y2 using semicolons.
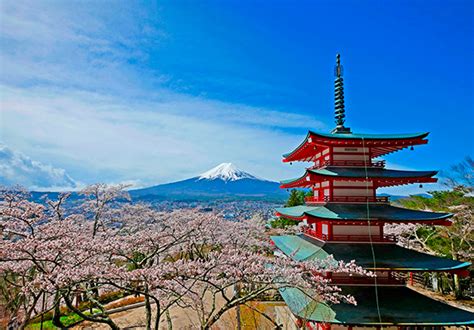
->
332;54;351;134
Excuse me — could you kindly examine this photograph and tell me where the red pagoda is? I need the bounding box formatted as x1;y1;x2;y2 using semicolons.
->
271;54;473;329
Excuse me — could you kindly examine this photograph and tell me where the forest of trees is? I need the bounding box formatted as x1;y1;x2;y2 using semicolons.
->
387;157;473;298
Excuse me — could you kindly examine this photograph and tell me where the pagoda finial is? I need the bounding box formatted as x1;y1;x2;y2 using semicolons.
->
332;53;351;134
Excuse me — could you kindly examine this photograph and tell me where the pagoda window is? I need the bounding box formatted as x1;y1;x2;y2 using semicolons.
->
322;224;328;235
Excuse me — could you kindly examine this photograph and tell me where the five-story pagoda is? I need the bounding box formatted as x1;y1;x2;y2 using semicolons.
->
271;54;473;329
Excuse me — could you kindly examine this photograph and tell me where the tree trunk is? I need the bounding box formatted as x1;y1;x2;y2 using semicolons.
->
151;296;161;330
202;304;232;330
145;293;152;330
166;309;173;330
52;294;66;329
453;273;462;299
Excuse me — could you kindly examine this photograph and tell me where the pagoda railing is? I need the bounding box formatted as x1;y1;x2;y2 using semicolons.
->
331;234;395;242
305;195;389;204
311;160;385;169
302;227;395;243
302;228;321;238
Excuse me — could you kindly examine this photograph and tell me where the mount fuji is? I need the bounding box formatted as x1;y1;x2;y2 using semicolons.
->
130;163;287;201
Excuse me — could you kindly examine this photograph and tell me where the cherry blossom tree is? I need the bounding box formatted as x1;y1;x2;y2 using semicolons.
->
0;185;126;329
1;185;370;329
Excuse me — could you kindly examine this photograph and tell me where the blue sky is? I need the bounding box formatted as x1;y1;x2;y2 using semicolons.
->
0;0;472;193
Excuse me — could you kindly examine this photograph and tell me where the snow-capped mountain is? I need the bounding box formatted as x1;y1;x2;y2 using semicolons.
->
198;163;260;181
130;163;286;201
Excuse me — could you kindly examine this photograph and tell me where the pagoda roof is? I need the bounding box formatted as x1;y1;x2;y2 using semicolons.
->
275;203;452;224
280;167;437;188
283;131;429;162
308;131;429;141
279;285;474;326
271;235;470;271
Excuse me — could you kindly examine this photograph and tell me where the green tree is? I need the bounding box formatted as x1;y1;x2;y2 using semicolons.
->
285;189;313;207
393;158;474;299
272;190;314;228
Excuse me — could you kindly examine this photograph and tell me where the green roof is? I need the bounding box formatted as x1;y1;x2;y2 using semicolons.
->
281;168;437;185
309;167;437;178
271;235;470;271
279;285;474;325
271;235;330;261
308;131;429;140
275;204;452;222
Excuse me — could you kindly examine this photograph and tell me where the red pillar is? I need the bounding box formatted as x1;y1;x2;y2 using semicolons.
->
329;180;334;202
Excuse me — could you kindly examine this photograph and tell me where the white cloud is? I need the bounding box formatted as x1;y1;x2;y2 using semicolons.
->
0;84;317;186
0;1;324;188
0;143;79;191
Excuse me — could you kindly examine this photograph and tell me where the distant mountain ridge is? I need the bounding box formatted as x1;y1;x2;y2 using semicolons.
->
23;163;433;203
130;163;287;201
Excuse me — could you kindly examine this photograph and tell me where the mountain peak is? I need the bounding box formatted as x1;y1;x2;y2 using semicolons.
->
198;163;258;181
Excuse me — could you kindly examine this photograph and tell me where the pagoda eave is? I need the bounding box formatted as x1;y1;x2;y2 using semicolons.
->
276;214;452;226
272;235;471;272
282;131;430;162
275;204;453;224
279;286;474;326
280;174;438;189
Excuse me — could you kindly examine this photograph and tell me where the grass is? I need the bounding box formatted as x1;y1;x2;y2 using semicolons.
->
26;310;99;329
26;295;144;329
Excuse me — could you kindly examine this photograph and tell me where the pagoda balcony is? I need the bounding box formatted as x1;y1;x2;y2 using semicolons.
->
305;195;389;204
302;227;396;243
311;159;386;169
